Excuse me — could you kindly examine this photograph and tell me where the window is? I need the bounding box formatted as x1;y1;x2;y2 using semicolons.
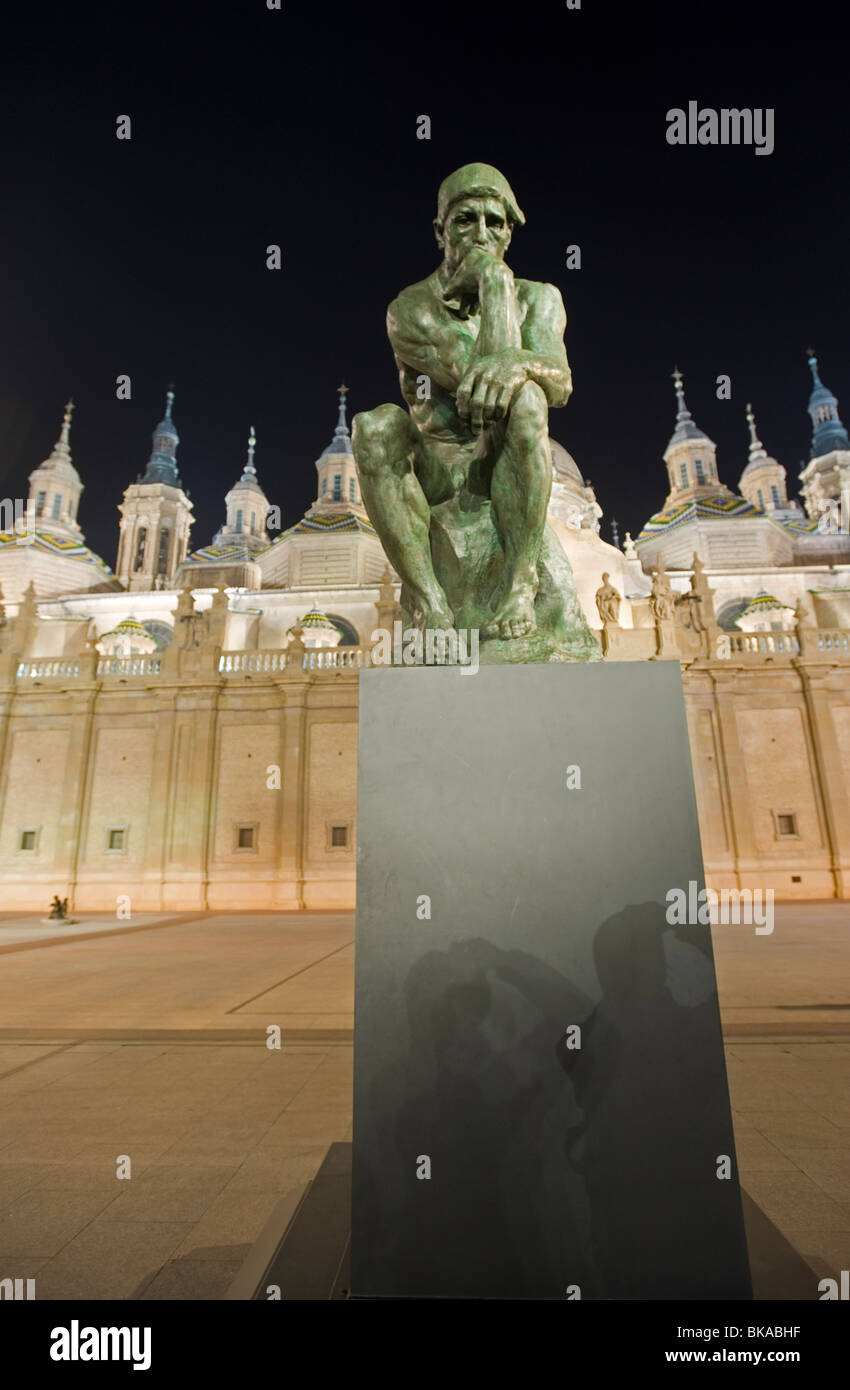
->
327;823;350;850
327;615;359;646
757;489;765;509
770;484;781;506
250;511;256;533
349;477;356;501
35;490;46;518
235;508;243;533
694;459;706;484
321;478;327;494
774;811;798;838
134;527;147;571
106;826;127;852
333;474;343;501
51;493;62;520
157;528;170;575
235;823;258;851
679;462;688;486
20;829;39;851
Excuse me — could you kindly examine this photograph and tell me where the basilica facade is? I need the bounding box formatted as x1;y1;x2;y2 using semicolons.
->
0;359;848;911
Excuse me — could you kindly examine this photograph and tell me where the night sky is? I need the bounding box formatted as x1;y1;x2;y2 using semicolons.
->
1;1;847;566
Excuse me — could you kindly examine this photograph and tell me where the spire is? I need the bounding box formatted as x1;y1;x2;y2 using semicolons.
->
745;403;767;463
667;366;709;447
321;382;353;456
240;426;258;483
142;386;182;486
59;398;74;450
40;399;77;471
806;349;849;457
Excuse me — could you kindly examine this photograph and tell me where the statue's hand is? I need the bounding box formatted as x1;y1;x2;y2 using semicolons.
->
442;248;510;302
456;353;529;432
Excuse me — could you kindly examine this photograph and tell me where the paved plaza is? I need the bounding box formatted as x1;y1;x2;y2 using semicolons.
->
0;904;847;1298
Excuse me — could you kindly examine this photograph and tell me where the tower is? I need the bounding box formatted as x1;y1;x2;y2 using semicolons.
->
257;384;385;590
173;426;270;590
798;351;850;521
213;427;270;553
24;400;84;539
116;389;194;592
661;368;729;506
738;404;798;516
313;385;365;513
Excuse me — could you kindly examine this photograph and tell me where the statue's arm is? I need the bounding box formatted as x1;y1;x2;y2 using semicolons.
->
455;279;571;429
515;281;572;408
386;295;467;392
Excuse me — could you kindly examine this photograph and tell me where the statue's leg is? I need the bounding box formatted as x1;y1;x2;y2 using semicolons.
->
486;381;551;639
353;404;454;630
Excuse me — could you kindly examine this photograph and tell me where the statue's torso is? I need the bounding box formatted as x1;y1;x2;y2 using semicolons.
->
391;269;538;444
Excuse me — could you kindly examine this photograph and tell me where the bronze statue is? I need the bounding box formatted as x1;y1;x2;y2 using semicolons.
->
48;895;69;921
353;164;599;662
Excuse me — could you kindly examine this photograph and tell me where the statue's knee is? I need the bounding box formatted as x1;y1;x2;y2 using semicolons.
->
353;406;405;478
507;381;548;445
354;405;402;451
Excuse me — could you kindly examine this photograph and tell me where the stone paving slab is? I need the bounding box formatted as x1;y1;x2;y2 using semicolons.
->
0;906;845;1298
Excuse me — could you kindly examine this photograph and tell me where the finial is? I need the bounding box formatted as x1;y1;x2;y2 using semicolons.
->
611;517;620;549
672;365;691;420
165;385;175;419
243;425;257;479
745;402;767;462
334;382;350;438
746;402;758;445
806;349;824;389
59;397;75;447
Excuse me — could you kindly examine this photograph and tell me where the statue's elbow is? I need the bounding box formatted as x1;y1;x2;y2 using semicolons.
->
553;375;572;408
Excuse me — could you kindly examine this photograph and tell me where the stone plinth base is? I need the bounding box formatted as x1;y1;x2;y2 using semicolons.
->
352;663;751;1300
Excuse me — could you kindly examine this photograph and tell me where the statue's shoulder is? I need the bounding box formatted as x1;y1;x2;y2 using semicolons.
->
515;278;565;312
388;275;439;331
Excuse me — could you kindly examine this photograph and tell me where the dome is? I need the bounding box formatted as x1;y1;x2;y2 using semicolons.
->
549;438;583;487
738;591;784;617
0;528;113;573
298;604;333;629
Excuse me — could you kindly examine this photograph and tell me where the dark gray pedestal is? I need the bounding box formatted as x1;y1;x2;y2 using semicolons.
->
251;1145;813;1301
352;663;752;1300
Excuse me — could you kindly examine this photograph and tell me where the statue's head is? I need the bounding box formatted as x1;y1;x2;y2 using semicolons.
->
433;163;525;271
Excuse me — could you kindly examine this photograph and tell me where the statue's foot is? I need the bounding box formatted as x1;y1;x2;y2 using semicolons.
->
484;584;537;640
412;597;455;633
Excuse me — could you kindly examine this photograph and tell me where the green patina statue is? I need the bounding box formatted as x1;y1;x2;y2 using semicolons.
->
352;162;600;663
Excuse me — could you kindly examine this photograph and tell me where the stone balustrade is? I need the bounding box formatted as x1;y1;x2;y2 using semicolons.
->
97;656;162;677
16;659;84;680
7;629;850;686
218;646;370;674
726;631;801;656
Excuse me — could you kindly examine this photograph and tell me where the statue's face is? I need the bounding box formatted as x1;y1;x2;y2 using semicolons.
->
439;195;512;272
